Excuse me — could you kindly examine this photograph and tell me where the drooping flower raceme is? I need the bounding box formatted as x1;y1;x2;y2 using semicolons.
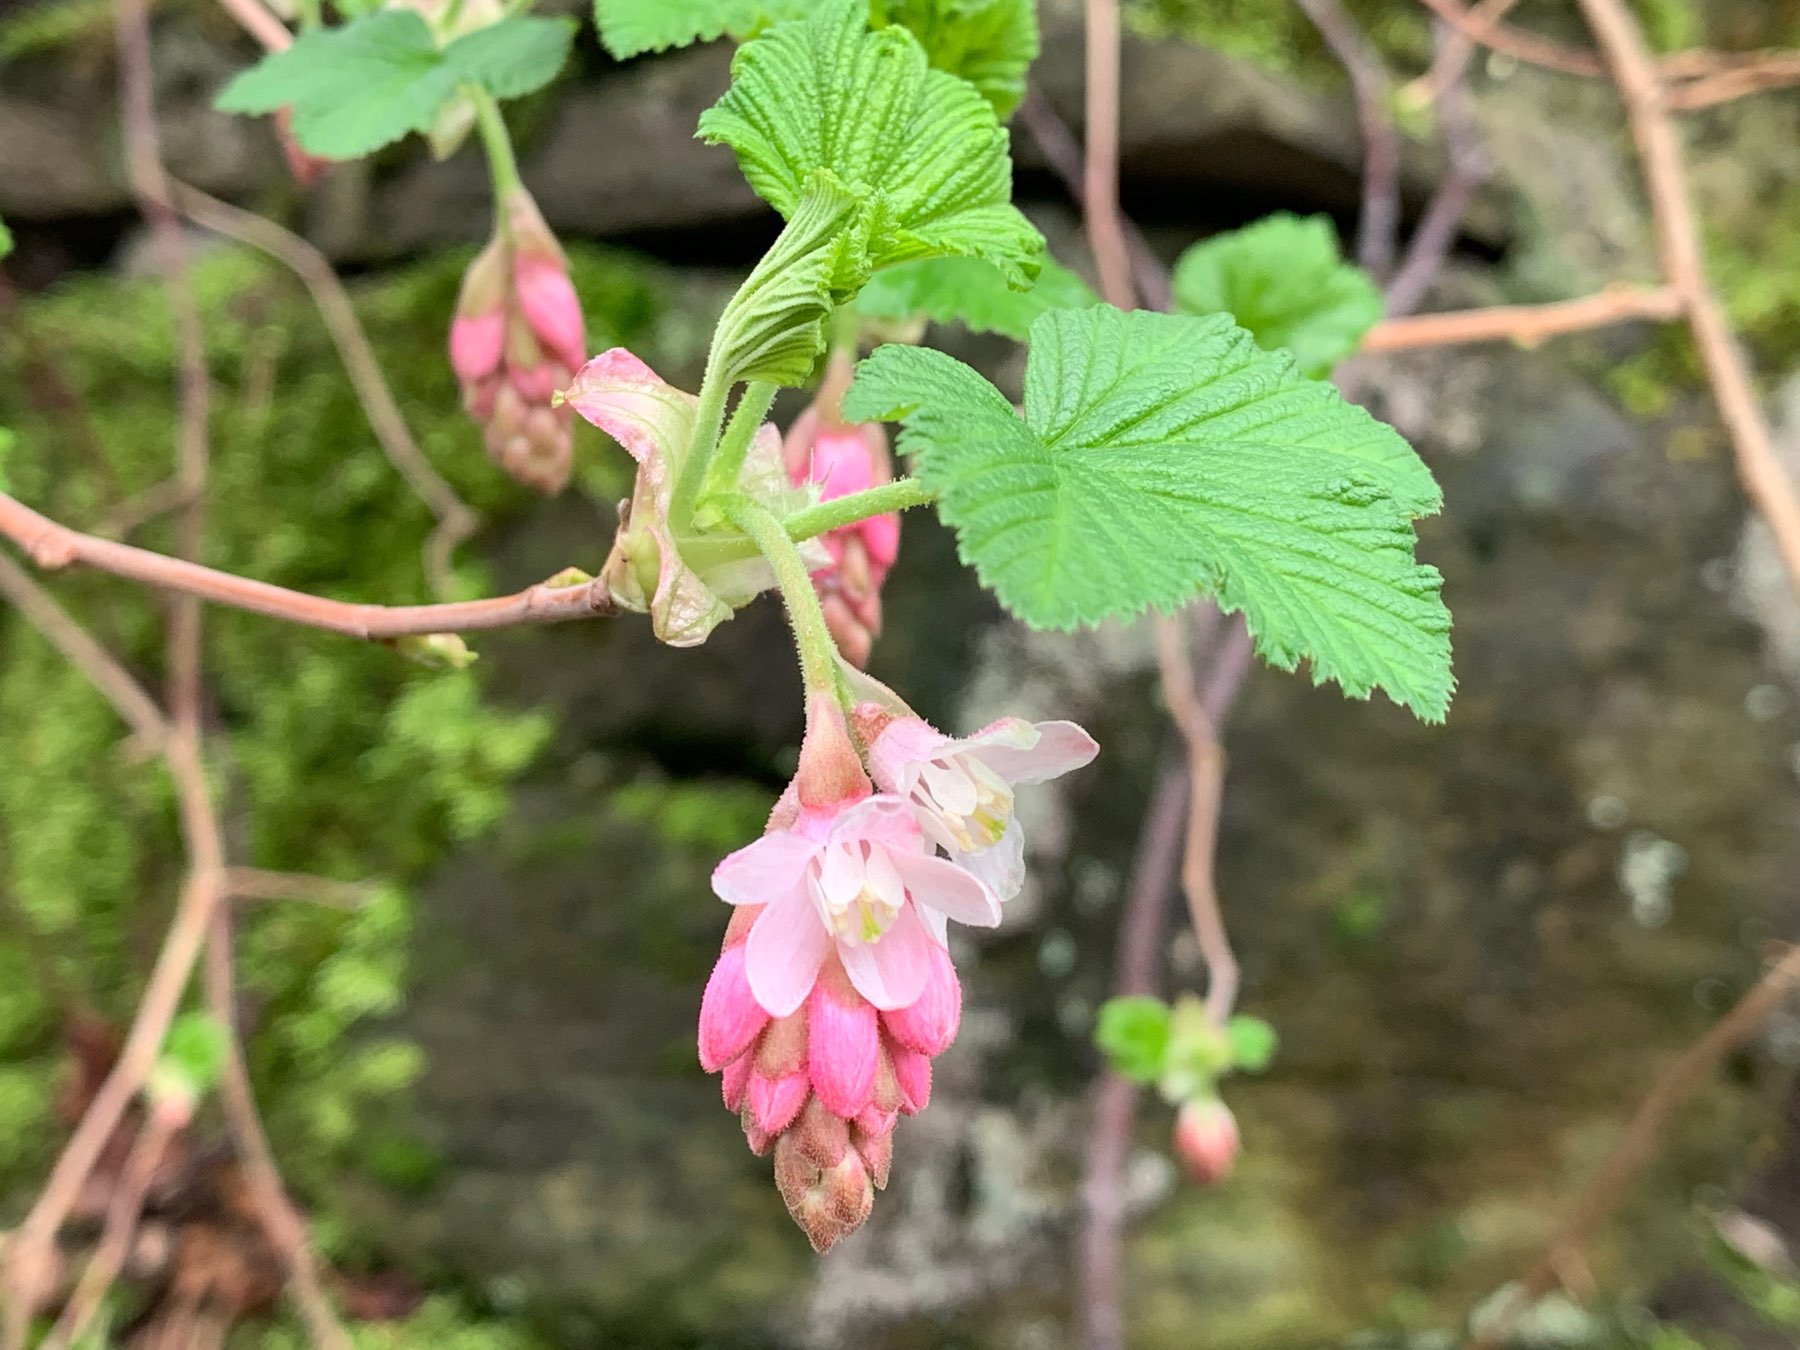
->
864;710;1099;901
450;188;586;494
783;404;900;670
697;697;1001;1249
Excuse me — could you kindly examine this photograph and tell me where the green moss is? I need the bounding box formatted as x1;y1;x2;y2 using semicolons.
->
0;243;665;1241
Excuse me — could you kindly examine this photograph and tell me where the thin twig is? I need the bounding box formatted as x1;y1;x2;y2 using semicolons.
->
41;1108;181;1350
1385;23;1492;319
1664;53;1800;110
214;0;291;50
0;491;618;639
1468;946;1800;1349
224;868;370;910
1409;0;1526;105
1079;762;1187;1350
1573;0;1800;598
1362;284;1684;350
1415;0;1603;77
168;181;480;595
0;552;169;749
1294;0;1404;279
1081;0;1134;309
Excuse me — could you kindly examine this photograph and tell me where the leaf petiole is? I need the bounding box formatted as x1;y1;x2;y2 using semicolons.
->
783;478;936;543
700;381;778;502
669;362;730;533
468;86;523;203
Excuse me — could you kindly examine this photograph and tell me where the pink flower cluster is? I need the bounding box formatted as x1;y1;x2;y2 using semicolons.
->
698;690;1096;1249
449;189;586;495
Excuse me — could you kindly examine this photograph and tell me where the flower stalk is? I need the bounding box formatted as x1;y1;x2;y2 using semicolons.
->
723;496;847;707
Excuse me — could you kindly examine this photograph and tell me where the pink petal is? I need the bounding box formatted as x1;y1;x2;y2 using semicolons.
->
697;943;769;1072
866;717;952;796
839;903;933;1010
744;889;830;1017
971;720;1099;786
889;848;1003;929
748;1069;809;1135
812;427;880;499
958;817;1026;902
711;830;817;908
880;942;961;1056
563;348;696;465
859;513;901;569
449;310;504;384
807;981;880;1119
828;795;923;853
889;1043;932;1114
854;1103;898;1137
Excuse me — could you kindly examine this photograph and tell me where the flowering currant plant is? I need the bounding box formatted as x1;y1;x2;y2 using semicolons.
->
200;0;1451;1251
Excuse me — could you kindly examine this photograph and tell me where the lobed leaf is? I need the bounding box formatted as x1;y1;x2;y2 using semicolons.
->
1094;996;1172;1083
215;11;573;159
845;305;1453;720
1172;213;1384;378
593;0;811;57
871;0;1039;119
698;0;1041;288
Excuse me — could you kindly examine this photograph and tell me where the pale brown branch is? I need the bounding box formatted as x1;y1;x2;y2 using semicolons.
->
1081;0;1134;310
0;551;169;749
214;0;291;50
1415;0;1604;77
205;908;350;1350
1574;0;1800;605
1294;0;1404;278
0;490;618;639
168;181;480;595
1408;0;1526;105
1468;945;1800;1349
1362;284;1684;351
1664;55;1800;110
41;1108;181;1350
224;868;370;910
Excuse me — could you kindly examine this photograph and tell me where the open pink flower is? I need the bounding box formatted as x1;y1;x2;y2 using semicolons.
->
865;713;1099;900
714;793;1000;1015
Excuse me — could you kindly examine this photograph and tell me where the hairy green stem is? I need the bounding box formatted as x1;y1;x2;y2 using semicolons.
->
724;496;846;706
784;478;937;542
670;364;730;532
469;88;523;204
702;382;779;502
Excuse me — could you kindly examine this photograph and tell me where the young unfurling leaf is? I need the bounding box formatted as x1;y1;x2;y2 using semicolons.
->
215;11;574;159
1173;213;1383;378
698;0;1042;288
1095;996;1173;1083
845;305;1453;720
0;216;11;261
871;0;1039;120
854;254;1097;340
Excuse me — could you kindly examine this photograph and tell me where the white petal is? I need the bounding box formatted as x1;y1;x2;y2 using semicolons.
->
839;903;933;1009
958;816;1026;902
711;830;817;907
974;720;1099;786
890;848;1003;928
744;889;830;1017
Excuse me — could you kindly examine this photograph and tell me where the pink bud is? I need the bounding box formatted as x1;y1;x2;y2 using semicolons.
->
450;310;505;385
514;253;586;373
274;107;330;189
721;1053;753;1112
1173;1099;1240;1186
793;696;872;812
880;942;961;1056
698;942;769;1072
888;1042;931;1115
807;971;880;1119
748;1069;809;1135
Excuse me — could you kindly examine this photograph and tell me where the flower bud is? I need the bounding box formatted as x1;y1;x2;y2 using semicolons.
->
449;188;584;495
1173;1098;1240;1186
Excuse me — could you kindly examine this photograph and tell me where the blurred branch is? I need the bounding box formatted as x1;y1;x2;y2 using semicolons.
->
1572;0;1800;599
1409;0;1525;104
168;181;480;595
1294;0;1403;279
1469;945;1800;1349
0;490;618;638
0;551;169;750
225;868;371;909
215;0;291;50
1363;284;1684;350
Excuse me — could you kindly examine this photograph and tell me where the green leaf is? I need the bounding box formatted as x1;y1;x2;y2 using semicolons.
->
0;216;11;262
1225;1015;1278;1073
0;428;13;493
1094;996;1171;1083
698;0;1042;288
844;305;1453;720
872;0;1039;119
215;11;573;159
854;254;1096;340
152;1012;229;1102
593;0;812;56
1172;213;1383;379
